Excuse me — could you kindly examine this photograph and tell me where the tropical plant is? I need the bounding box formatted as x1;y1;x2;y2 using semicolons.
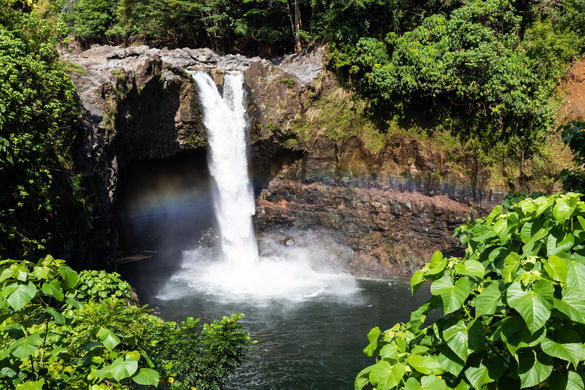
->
72;269;132;302
357;193;585;389
0;256;252;389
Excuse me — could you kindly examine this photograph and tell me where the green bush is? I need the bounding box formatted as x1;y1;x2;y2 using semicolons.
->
0;256;252;389
357;193;585;389
73;270;132;301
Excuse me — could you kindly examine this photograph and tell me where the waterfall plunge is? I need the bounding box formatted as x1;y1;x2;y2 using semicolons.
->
192;71;259;264
156;70;360;303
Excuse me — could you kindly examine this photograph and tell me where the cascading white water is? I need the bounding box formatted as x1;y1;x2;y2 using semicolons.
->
156;70;360;303
191;71;259;264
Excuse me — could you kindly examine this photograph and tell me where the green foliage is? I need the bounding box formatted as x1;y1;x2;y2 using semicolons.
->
333;0;556;151
0;256;252;389
146;314;252;389
73;270;132;301
357;193;585;389
0;2;89;259
558;122;585;192
64;0;118;40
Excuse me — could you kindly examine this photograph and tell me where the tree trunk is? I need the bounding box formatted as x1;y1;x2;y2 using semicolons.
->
294;0;302;52
285;1;302;52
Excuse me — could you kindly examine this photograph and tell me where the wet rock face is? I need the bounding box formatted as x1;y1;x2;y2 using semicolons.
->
255;179;469;278
64;44;496;275
63;44;321;266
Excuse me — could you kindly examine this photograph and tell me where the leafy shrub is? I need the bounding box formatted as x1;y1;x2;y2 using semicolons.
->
73;269;132;301
0;256;252;389
146;314;252;390
357;193;585;389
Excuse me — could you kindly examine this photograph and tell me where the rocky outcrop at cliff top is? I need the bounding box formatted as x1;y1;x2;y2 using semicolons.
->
62;44;325;267
64;44;495;276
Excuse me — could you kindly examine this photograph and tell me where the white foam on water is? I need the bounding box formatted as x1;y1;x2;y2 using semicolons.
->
157;243;360;304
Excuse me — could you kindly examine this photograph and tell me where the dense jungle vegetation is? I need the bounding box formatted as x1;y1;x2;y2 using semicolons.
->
358;191;585;389
61;0;585;196
1;0;584;265
3;0;585;388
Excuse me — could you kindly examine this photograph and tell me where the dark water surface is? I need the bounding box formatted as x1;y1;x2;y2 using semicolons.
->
120;260;429;390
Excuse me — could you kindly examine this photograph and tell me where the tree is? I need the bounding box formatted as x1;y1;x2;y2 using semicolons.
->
0;2;88;259
333;0;553;151
64;0;118;41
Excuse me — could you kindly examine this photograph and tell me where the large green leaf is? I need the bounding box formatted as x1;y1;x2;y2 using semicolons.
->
431;275;472;314
369;361;405;390
540;337;583;367
567;260;585;290
443;319;469;362
465;364;493;389
97;327;121;351
355;366;373;390
7;282;37;311
15;379;44;390
405;375;448;390
411;270;426;294
502;252;520;283
498;316;546;356
506;282;551;333
110;357;138;381
59;266;79;289
132;368;160;386
475;281;501;317
521;222;537;244
41;279;64;301
426;251;447;276
410;301;432;332
44;307;65;324
363;327;380;357
517;350;553;389
544;255;568;283
471;224;495;242
455;260;485;279
534;196;554;216
493;218;507;238
554;287;585;324
11;334;41;360
436;345;464;376
553;197;576;224
406;354;444;375
566;371;585;390
522;227;548;256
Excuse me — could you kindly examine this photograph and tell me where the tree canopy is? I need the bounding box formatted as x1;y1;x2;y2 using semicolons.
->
0;1;88;259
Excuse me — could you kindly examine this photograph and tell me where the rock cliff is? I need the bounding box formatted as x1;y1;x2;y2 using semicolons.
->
64;44;501;275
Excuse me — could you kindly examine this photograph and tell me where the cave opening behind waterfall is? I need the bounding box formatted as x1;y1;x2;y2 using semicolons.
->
114;149;214;292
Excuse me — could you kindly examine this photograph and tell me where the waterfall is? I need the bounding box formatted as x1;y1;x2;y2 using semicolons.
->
157;69;359;303
191;71;259;264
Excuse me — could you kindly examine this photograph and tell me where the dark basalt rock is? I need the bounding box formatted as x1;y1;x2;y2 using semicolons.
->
255;179;471;278
64;44;502;276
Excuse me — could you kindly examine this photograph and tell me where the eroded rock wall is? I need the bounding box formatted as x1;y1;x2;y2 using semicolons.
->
65;44;500;275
